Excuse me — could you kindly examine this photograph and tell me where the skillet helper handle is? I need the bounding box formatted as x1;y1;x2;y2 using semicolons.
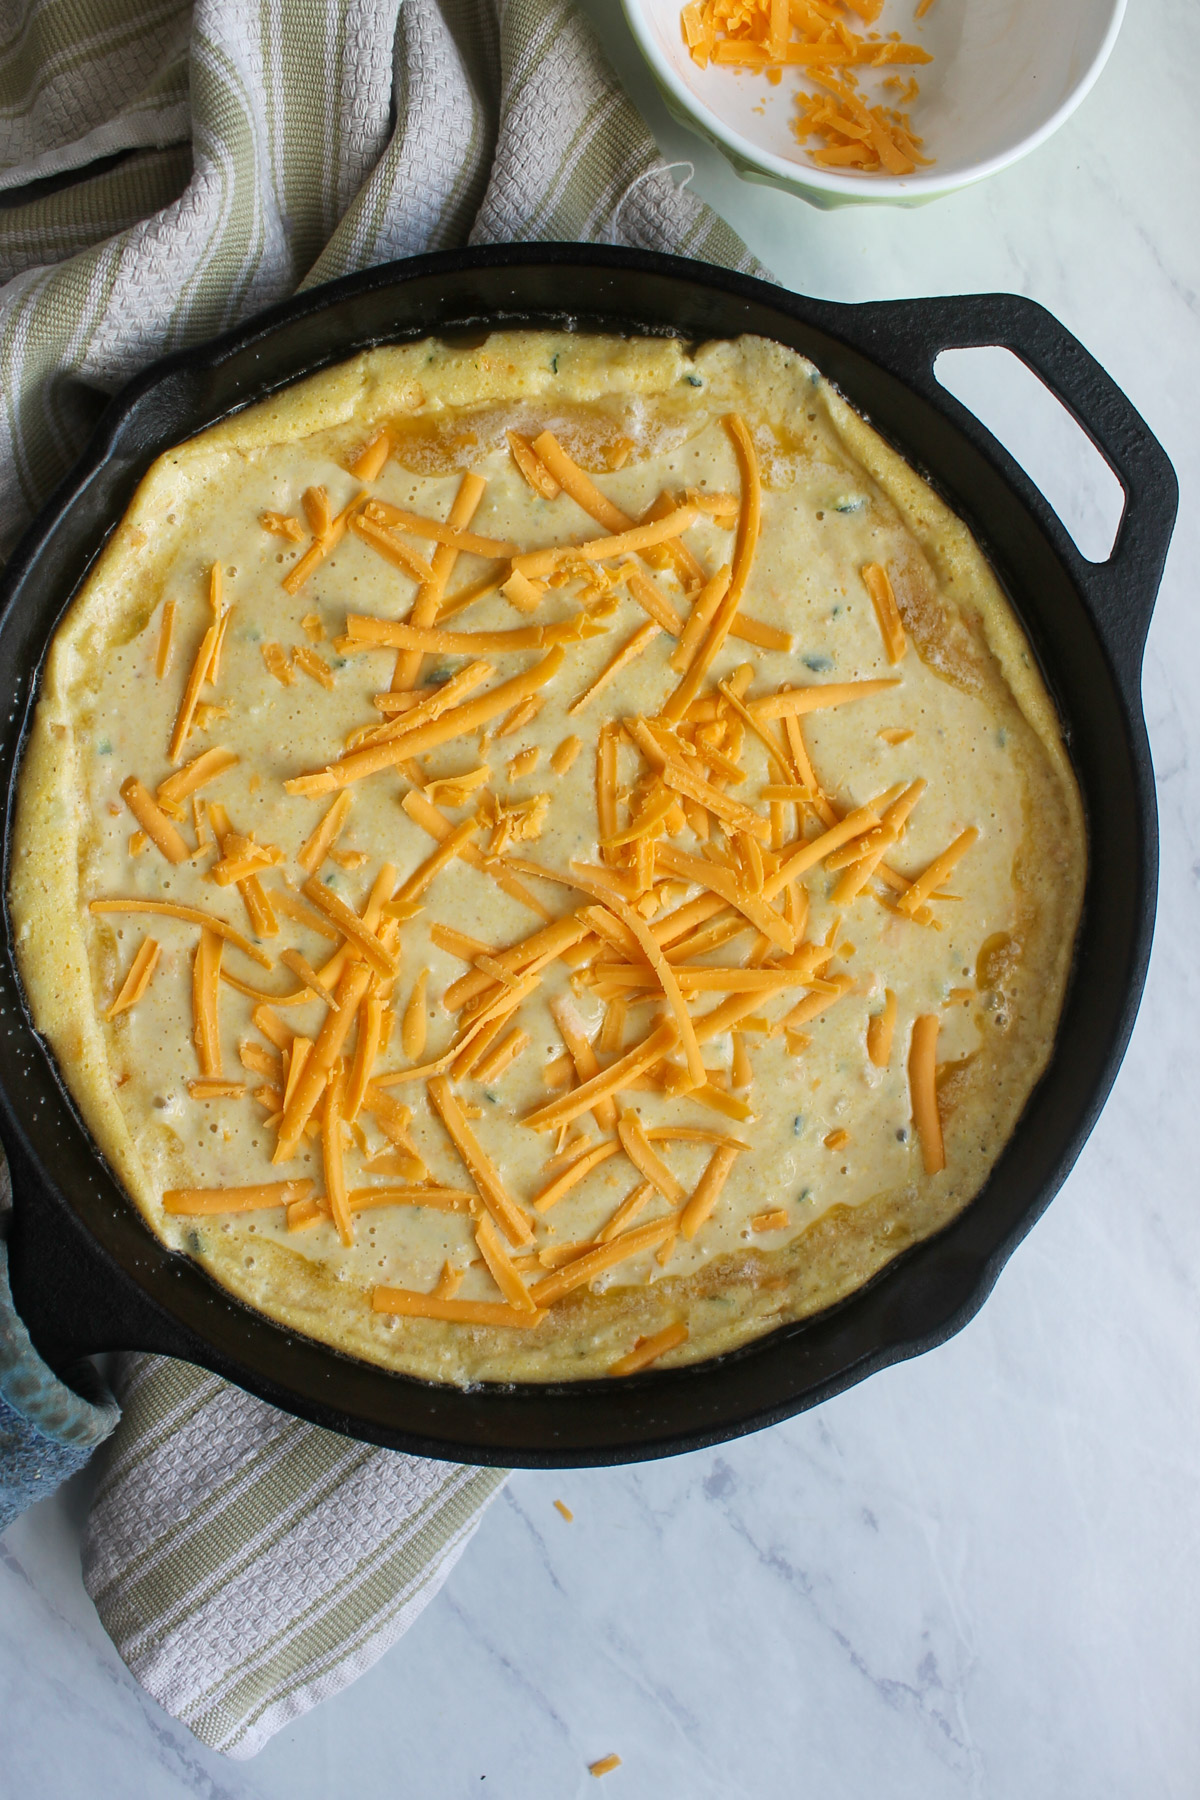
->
3;1122;193;1371
851;292;1178;707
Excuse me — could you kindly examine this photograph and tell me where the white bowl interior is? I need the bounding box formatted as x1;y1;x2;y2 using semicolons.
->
630;0;1123;190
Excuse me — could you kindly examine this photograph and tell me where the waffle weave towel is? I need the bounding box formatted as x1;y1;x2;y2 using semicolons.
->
0;0;761;1758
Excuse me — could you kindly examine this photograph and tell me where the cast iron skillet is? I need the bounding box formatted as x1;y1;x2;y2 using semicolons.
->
0;245;1177;1467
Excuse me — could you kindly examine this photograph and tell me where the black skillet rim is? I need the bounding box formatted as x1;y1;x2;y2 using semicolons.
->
0;244;1175;1467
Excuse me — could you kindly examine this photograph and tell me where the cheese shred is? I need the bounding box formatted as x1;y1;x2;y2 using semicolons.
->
60;331;1037;1377
89;900;274;969
168;617;220;763
679;1142;741;1239
105;937;161;1020
862;562;908;662
908;1013;945;1173
155;600;176;679
120;777;189;864
371;1288;547;1328
609;1323;688;1376
867;988;897;1067
163;1179;314;1215
428;1074;534;1247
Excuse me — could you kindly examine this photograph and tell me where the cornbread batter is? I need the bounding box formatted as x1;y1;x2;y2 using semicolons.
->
9;332;1085;1382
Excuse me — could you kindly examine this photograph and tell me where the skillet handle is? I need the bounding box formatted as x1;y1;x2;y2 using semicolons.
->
3;1120;198;1371
848;293;1178;705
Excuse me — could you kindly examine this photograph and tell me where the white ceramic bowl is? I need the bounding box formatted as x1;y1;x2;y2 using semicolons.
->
621;0;1126;207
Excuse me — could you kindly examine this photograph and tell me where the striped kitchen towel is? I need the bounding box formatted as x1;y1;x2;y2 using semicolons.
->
0;0;765;562
1;0;763;1760
81;1356;505;1757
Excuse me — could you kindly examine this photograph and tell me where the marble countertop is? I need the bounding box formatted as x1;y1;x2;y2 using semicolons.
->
3;4;1197;1794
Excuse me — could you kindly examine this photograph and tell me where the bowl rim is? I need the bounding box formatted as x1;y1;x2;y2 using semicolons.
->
619;0;1128;200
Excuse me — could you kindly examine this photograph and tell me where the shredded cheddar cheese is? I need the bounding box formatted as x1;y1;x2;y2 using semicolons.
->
120;777;189;864
501;567;545;614
279;947;341;1010
261;511;305;541
350;511;437;583
90;899;273;968
513;506;703;582
346;613;595;656
293;645;335;689
391;471;487;690
371;1287;547;1328
617;1110;686;1205
349;430;391;482
861;562;907;663
432;1260;465;1296
472;1026;530;1085
908;1012;945;1173
344;995;382;1122
751;678;902;720
507;428;560;500
831;779;925;906
551;734;583;774
363;497;516;561
729;613;794;653
475;1212;536;1312
866;987;897;1067
191;928;223;1078
164;1179;313;1214
670;564;730;676
323;1062;353;1246
155;600;177;679
526;1020;679;1134
679;1142;741;1239
402;970;429;1061
897;827;980;916
395;817;479;904
428;1074;534;1247
569;621;660;715
498;694;544;738
609;1323;688;1375
168;615;221;763
403;790;552;921
300;877;398;979
625;567;684;635
297;792;353;875
156;746;238;819
272;961;373;1159
654;844;793;951
61;333;1032;1385
286;650;563;795
282;491;360;596
106;937;161;1020
506;746;540;782
566;870;706;1090
531;431;628;533
682;0;934;175
302;487;331;538
529;1217;676;1307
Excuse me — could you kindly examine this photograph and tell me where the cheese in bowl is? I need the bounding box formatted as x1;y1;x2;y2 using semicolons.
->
9;331;1085;1384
